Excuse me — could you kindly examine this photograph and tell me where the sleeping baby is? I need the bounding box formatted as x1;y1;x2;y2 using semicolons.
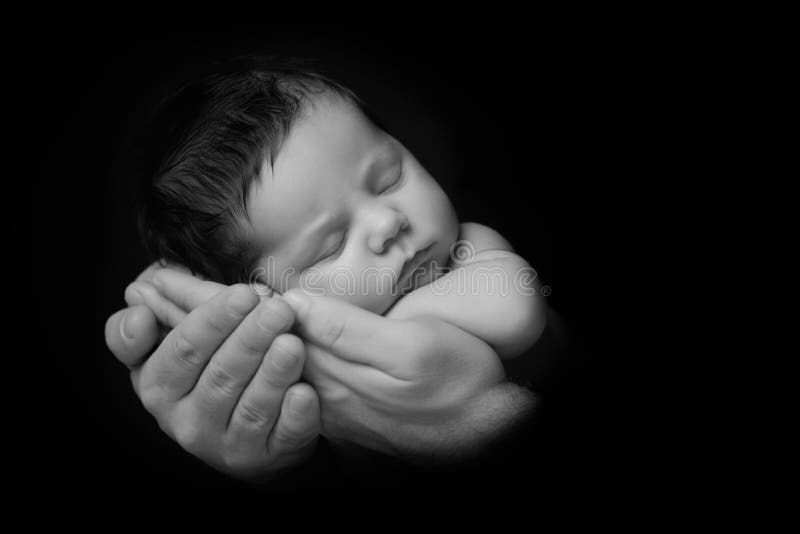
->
136;56;547;422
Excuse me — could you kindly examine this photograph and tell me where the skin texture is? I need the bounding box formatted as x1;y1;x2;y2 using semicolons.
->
241;94;541;454
109;266;536;476
105;265;321;481
104;94;541;480
247;94;459;314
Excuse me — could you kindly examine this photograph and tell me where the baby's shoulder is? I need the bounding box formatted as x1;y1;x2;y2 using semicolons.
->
456;222;517;266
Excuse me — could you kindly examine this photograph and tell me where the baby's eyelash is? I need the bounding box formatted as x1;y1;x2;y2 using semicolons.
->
318;232;347;262
379;166;404;194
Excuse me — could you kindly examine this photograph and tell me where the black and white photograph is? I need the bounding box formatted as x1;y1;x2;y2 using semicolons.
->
14;8;673;519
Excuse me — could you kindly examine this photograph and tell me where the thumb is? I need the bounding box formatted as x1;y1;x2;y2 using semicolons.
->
105;305;160;368
281;290;415;375
149;267;228;312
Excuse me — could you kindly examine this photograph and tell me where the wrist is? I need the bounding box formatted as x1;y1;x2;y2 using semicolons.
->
392;382;538;465
457;382;537;448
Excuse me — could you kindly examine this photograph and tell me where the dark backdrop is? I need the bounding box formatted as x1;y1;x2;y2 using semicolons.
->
14;9;663;515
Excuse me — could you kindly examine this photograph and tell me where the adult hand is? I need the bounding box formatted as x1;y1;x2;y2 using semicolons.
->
104;265;321;481
281;290;536;462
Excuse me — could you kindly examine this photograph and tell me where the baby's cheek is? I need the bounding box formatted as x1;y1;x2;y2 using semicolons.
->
341;269;398;315
424;190;459;256
417;177;457;226
295;267;397;315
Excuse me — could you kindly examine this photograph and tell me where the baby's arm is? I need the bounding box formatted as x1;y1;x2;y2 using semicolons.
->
386;222;546;359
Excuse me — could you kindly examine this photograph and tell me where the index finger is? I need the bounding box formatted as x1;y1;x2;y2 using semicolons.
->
149;268;228;312
281;290;417;377
138;284;259;402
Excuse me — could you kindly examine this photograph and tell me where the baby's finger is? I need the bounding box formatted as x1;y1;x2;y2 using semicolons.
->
125;280;187;329
266;383;320;459
227;334;306;451
149;268;227;313
282;290;415;375
138;284;259;402
105;305;161;368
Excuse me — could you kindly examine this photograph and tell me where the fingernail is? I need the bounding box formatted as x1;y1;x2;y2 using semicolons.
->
289;392;312;414
282;290;309;315
120;313;134;341
125;284;144;305
260;298;294;328
272;346;299;371
228;286;256;315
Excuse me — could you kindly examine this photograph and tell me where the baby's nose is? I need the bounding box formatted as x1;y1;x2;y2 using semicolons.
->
367;210;409;254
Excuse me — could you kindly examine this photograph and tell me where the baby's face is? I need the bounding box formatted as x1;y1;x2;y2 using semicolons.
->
247;94;459;315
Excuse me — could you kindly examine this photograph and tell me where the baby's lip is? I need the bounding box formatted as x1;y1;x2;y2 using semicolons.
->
399;243;434;281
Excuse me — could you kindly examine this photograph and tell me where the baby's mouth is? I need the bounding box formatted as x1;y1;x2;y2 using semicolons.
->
397;243;434;289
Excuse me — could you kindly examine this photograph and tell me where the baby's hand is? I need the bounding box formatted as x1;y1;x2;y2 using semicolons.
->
389;222;547;358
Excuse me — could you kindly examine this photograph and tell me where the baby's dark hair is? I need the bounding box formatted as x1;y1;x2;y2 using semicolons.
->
132;54;363;284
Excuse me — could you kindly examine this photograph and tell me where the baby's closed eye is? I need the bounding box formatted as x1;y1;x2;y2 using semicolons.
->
315;231;348;264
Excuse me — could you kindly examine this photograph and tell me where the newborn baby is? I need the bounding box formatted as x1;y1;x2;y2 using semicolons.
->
138;56;546;371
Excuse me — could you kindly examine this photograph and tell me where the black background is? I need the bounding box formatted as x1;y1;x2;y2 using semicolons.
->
13;9;672;517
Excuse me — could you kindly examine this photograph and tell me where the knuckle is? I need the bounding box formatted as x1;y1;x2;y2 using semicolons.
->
204;309;232;337
258;363;290;390
173;421;203;452
317;314;346;349
204;361;240;397
235;336;266;359
273;427;310;451
139;385;166;414
236;400;272;428
170;330;204;370
233;326;267;356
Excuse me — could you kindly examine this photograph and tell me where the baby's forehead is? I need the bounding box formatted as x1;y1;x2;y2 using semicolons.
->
247;96;397;255
294;92;385;145
263;96;399;187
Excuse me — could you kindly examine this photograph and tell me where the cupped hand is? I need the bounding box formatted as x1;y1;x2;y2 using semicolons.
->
281;290;531;461
104;265;320;481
